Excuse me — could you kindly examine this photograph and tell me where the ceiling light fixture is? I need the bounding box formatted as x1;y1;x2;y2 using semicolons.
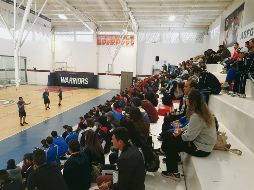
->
168;15;176;21
58;14;67;20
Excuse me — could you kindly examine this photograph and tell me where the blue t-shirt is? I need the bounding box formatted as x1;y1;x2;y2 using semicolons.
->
17;100;25;112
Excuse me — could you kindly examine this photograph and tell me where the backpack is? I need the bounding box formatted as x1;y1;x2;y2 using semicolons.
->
213;131;242;155
141;136;160;172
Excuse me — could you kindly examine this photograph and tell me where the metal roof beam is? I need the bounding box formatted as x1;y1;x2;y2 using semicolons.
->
118;0;138;32
55;0;98;32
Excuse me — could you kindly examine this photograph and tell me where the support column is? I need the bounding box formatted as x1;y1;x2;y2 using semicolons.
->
51;30;56;72
14;0;33;87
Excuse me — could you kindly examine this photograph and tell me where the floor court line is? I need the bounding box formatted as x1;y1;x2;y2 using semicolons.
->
0;90;116;168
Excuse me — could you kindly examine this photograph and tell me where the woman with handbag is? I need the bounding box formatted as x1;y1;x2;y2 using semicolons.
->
161;89;217;181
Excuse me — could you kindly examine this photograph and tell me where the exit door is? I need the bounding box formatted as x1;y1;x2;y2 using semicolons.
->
120;71;133;91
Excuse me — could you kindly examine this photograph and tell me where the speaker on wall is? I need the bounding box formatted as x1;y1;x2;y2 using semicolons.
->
155;56;159;62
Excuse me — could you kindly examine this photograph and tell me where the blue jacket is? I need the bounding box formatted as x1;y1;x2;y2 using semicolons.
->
45;144;60;165
65;132;78;144
53;136;68;157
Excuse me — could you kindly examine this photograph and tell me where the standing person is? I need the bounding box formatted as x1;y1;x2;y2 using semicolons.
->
58;87;62;106
17;97;31;126
42;88;50;110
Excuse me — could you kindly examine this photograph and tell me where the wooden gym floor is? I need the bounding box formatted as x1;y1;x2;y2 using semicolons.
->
0;85;109;141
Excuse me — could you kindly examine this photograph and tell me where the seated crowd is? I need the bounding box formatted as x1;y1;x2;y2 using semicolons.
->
2;41;253;190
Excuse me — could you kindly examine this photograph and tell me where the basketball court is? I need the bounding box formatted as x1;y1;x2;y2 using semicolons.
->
0;85;109;141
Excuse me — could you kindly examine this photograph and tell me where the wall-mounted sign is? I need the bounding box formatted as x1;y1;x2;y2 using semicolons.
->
97;35;134;46
50;71;98;88
237;22;254;43
224;3;245;47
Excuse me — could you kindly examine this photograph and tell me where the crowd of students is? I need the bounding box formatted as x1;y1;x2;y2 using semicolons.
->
2;40;253;190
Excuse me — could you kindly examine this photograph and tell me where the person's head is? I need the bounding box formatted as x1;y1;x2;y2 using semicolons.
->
233;42;239;49
184;77;198;95
98;116;107;126
6;159;16;170
46;136;53;146
45;88;48;92
0;170;9;183
86;118;94;127
105;111;114;122
85;129;103;156
68;140;80;154
23;153;33;166
187;89;214;127
18;97;23;101
129;106;143;121
51;131;58;138
41;139;47;148
79;117;84;122
192;66;202;77
249;38;254;49
111;127;129;151
238;47;248;59
219;44;224;50
67;126;73;133
131;97;142;107
33;149;46;167
63;125;68;131
245;41;250;49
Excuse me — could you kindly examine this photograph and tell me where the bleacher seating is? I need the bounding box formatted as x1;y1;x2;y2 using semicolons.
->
181;66;254;190
206;64;226;83
209;95;254;152
246;79;254;97
183;125;254;190
182;94;254;190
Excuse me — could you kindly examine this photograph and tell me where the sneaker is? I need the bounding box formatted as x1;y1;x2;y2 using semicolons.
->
47;106;50;109
161;171;181;181
231;93;237;97
58;103;61;106
20;123;24;126
23;122;28;125
239;94;246;98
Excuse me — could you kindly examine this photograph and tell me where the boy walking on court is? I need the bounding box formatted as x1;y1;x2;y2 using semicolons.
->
43;88;50;110
58;87;62;106
17;97;31;126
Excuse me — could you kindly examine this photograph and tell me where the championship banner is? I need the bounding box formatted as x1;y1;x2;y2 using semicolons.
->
97;35;134;46
237;22;254;43
50;71;98;88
